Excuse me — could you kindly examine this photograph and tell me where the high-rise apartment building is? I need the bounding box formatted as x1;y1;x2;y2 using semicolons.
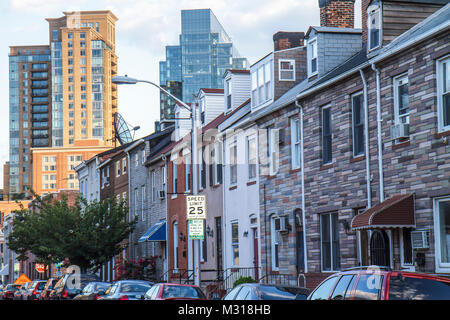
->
8;11;118;197
158;9;248;128
8;46;52;198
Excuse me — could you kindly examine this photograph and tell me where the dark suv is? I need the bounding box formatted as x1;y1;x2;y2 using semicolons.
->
308;266;450;300
49;273;100;300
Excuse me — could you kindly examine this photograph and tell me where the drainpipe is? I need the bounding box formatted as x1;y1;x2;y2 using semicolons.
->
371;63;385;202
295;100;308;274
359;69;372;209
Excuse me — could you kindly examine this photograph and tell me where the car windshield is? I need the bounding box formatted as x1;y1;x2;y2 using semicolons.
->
96;283;111;291
120;283;151;293
259;286;308;300
162;286;206;299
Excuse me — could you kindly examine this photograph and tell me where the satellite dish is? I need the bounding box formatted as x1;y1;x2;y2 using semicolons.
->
113;112;138;145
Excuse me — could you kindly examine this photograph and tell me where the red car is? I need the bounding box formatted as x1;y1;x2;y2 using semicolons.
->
308;266;450;300
143;283;207;300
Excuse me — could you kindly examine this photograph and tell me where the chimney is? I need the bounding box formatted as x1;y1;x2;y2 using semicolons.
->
273;32;305;51
361;0;370;43
319;0;355;28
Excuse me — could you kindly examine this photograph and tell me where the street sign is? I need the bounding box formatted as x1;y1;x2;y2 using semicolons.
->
35;264;45;273
186;195;206;220
188;219;204;240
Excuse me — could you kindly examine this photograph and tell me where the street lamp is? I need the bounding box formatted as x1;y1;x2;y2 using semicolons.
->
112;75;201;286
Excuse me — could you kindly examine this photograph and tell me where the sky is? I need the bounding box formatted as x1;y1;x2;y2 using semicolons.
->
0;0;361;188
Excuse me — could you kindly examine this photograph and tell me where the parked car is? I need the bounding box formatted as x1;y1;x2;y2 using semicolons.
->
99;280;153;300
143;283;207;300
222;283;310;300
307;266;450;300
13;282;32;300
49;273;101;300
73;281;111;300
23;280;47;300
39;278;58;300
2;284;22;300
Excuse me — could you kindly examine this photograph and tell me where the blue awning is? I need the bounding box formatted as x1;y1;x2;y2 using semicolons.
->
138;220;166;242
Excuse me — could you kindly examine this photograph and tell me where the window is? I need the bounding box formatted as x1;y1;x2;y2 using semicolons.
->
229;144;237;185
80;32;86;39
309;276;338;300
437;56;450;132
352;92;365;157
247;136;257;180
251;61;273;108
321;212;340;271
172;162;178;195
134;188;139;218
389;276;450;300
330;275;355;300
308;39;318;76
122;158;127;174
226;79;232;110
162;166;167;193
353;274;383;300
151;170;156;202
198;148;206;190
173;222;179;270
231;221;239;266
368;6;381;51
434;197;450;272
141;186;146;221
52;29;58;40
116;161;121;177
258;66;264;103
322;106;332;164
290;118;301;169
268;128;279;175
251;71;257;106
141;149;146;164
214;142;223;185
264;63;271;100
394;75;409;125
68;32;73;39
185;154;191;192
271;215;280;270
279;59;295;81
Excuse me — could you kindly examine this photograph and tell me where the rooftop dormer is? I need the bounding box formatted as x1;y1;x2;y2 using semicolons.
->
364;0;447;54
196;88;224;125
223;69;251;113
174;102;191;141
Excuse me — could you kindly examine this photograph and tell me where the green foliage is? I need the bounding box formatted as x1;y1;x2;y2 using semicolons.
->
7;195;137;272
233;276;257;287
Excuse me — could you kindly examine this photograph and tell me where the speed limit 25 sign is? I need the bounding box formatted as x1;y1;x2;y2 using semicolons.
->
186;195;206;220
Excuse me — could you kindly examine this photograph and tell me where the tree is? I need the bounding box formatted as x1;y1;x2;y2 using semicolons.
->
7;195;137;273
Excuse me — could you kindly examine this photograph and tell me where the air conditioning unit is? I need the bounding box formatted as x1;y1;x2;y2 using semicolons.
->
411;230;429;249
391;123;409;140
274;216;289;233
158;190;166;199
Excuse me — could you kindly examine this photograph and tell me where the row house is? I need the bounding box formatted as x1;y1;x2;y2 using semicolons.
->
239;0;450;290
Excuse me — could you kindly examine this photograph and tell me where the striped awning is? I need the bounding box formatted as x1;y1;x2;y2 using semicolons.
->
351;194;415;230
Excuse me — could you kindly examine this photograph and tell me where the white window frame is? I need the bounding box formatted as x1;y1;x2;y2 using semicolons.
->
307;38;318;77
141;149;146;164
135;153;139;167
134;188;139;219
268;128;279;176
226;79;232;110
122;158;127;174
290;117;301;170
393;74;409;125
229;143;237;185
161;165;167;193
214;142;222;185
151;170;156;203
185;154;191;192
433;196;450;273
141;186;146;221
173;222;179;272
247;136;257;181
279;59;295;81
368;5;382;52
231;220;239;267
437;55;450;133
270;215;280;271
172;161;177;198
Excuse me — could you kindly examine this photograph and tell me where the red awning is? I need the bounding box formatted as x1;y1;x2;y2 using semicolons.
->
351;194;415;230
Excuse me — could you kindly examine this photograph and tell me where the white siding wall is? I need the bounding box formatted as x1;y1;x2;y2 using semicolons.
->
224;72;251;114
204;93;224;124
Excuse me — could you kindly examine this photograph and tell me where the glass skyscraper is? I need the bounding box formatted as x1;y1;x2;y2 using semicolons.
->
159;9;248;127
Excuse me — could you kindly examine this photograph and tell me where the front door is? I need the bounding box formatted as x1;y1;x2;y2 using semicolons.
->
370;230;390;266
252;228;259;280
215;217;223;279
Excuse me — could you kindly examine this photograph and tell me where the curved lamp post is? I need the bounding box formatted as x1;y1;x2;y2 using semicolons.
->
112;75;201;286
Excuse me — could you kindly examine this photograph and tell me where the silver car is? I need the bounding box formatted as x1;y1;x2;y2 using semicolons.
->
99;280;153;300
